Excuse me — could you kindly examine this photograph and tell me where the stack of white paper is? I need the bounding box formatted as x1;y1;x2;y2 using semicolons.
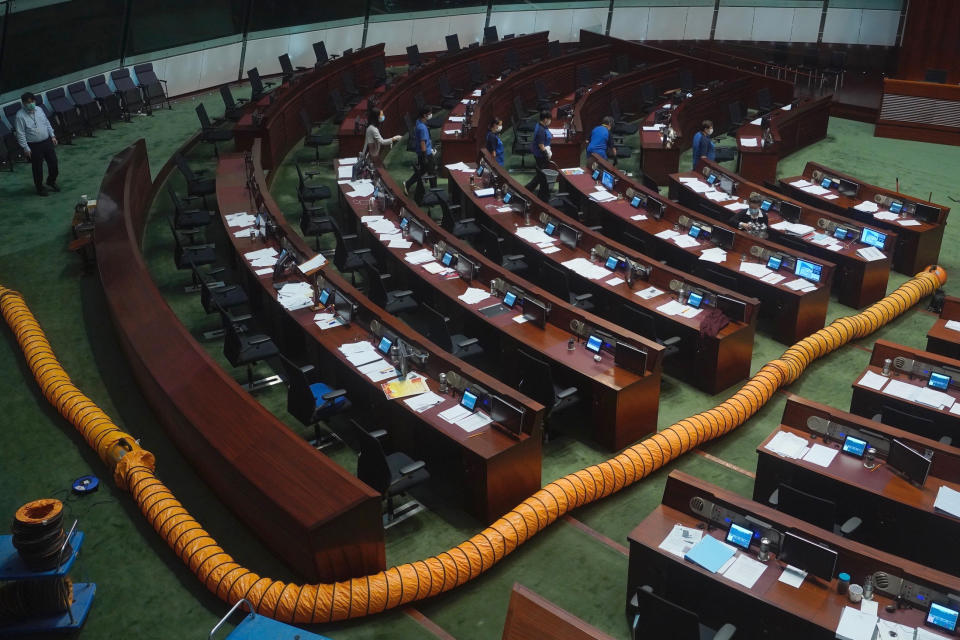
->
898;218;922;227
724;201;749;212
686;181;712;194
357;359;399;382
789;179;813;188
655;229;680;240
704;190;732;202
762;272;786;284
516;226;556;245
857;246;886;261
589;189;617;203
226;212;256;228
750;117;762;126
438;404;472;423
945;320;960;332
778;565;807;588
561;258;610;280
459;412;492;432
673;235;700;248
444;162;472;172
339;341;381;367
914;386;955;410
783;278;816;292
548;128;567;138
630;213;648;221
404;391;445;413
874;211;900;221
448;116;465;123
765;430;809;458
337;165;354;179
857;370;889;391
298;254;327;274
244;247;278;262
678;176;700;183
339;157;359;166
802;443;838;467
810;233;834;246
719;554;767;589
656;300;687;316
769;220;815;235
277;282;314;311
404;249;435;265
739;137;759;148
635;286;664;300
854;200;880;213
699;247;727;263
801;184;831;196
344;180;374;199
657;524;703;557
233;228;254;238
883;379;919;402
835;606;877;640
740;262;773;278
388;238;412;249
934;485;960;518
459;287;491;305
314;313;343;330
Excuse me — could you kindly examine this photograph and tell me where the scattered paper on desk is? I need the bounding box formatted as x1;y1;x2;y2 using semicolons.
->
750;117;762;126
403;391;444;413
916;628;951;640
655;229;679;240
811;232;834;246
803;443;838;468
684;536;736;573
233;228;254;238
438;404;472;423
512;314;528;324
636;286;663;300
474;187;495;197
630;214;647;221
874;211;900;221
658;524;703;558
244;247;278;261
444;161;472;173
801;184;831;196
934;485;960;518
404;249;435;265
345;180;374;198
765;430;810;459
857;246;886;261
876;620;916;640
516;226;555;245
858;370;889;391
770;220;815;235
657;300;686;316
854;200;879;213
251;256;278;268
704;190;732;203
314;313;342;330
860;599;879;616
388;238;413;249
542;246;560;254
298;253;327;274
561;257;610;280
496;205;514;213
724;201;749;212
914;385;954;410
382;373;430;400
761;272;786;284
686;180;712;194
358;359;398;383
720;554;767;589
678;305;702;318
898;218;921;226
740;262;772;278
672;234;699;248
337;165;354;179
784;278;815;292
226;212;255;227
739;137;759;148
789;179;812;188
422;262;452;276
883;379;918;402
589;189;617;203
458;411;492;432
548;128;566;138
835;606;877;640
643;124;665;131
255;267;273;276
606;277;624;287
824;194;839;200
459;287;491;305
945;320;960;332
778;565;807;588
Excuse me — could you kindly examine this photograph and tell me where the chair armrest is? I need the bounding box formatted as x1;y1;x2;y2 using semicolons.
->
556;386;578;399
621;111;637;119
398;460;427;476
459;217;476;225
321;388;348;401
429;187;445;193
768;488;779;506
714;624;737;640
187;243;216;250
871;413;882;421
369;429;388;439
299;363;316;374
940;435;953;446
587;225;603;232
574;293;593;303
392;290;414;298
456;337;479;348
229;312;252;323
661;335;682;347
304;169;323;177
181;194;203;201
504;254;525;261
350;247;372;256
193;168;210;175
342;233;359;242
839;516;862;536
248;335;273;346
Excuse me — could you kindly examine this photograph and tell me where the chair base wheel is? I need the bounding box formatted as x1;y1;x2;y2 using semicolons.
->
383;500;426;529
241;374;283;392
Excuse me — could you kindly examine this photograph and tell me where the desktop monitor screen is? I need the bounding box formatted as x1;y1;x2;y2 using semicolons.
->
887;438;932;487
631;196;642;208
706;174;717;185
760;200;772;212
780;201;801;223
558;223;579;249
333;290;355;324
779;531;837;581
377;336;393;354
318;288;331;306
605;256;619;270
842;435;867;458
716;294;747;323
767;255;782;271
833;227;848;240
929;371;951;390
860;228;887;250
601;171;615;190
820;178;832;189
687;291;703;309
522;296;548;328
711;226;734;250
460;389;478;411
726;523;753;550
408;219;426;245
688;225;701;239
794;259;822;283
838;178;859;197
442;252;454;267
648;197;666;220
592;169;601;181
889;202;903;214
915;203;941;223
503;291;517;308
586;335;602;353
490;395;524;436
614;342;647;375
544;222;556;236
456;255;477;282
927;603;959;633
719;176;734;194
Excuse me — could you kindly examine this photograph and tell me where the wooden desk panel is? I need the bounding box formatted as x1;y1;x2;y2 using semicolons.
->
927;296;960;360
876;78;960;146
502;583;616;640
95;139;385;582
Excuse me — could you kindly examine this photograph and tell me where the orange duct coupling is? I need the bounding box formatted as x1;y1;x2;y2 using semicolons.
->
0;267;945;623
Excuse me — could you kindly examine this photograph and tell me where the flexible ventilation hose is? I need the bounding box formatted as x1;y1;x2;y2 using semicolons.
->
0;268;945;623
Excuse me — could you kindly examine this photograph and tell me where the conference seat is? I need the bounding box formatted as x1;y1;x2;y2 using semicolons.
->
769;483;862;537
363;263;418;316
371;56;391;89
726;101;746;133
422;304;484;361
875;404;939;441
510;118;534;168
516;349;579;442
628;586;736;640
332;220;374;284
437;75;462;110
133;63;171;110
0;122;13;171
220;85;248;121
190;262;248;340
298;198;337;252
755;87;784;114
111;68;149;115
279;354;350;449
247;67;274;101
299;109;334;164
167;183;214;230
175;153;216;207
438;198;480;241
341;71;365;106
68;81;110;130
354;420;429;528
278;53;307;85
406;45;423;70
217;306;281;392
168;217;216;274
195;103;234;156
87;74;126;123
534;79;559;111
477;225;528;274
313;41;331;67
328;89;350;125
45;88;87;141
539;261;594;311
296;163;331;203
620;304;681;359
610;98;638;135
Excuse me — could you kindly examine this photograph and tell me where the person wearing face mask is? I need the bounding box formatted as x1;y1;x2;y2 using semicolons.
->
585;116;617;161
690;119;715;170
524;110;553;201
404;106;437;197
14;92;59;197
485;117;505;166
728;192;768;237
361;107;402;162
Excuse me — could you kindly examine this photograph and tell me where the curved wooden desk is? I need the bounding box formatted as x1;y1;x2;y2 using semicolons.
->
94;139;384;582
928;295;960;360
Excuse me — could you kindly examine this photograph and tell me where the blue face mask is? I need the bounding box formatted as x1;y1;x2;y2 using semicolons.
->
24;102;36;112
379;114;385;123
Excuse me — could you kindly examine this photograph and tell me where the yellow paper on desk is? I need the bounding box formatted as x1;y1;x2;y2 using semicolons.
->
381;373;429;400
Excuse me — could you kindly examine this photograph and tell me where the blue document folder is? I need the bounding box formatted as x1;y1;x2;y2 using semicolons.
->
684;535;736;573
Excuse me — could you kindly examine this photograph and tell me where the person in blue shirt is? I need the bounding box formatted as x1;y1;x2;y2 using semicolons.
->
485;117;505;165
524;110;553;201
585;116;617;161
690;119;715;169
13;92;59;196
404;106;437;197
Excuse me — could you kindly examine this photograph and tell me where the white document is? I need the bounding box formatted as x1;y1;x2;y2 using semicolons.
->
874;211;900;221
512;314;528;324
251;256;279;268
801;184;831;196
803;443;838;468
339;341;374;356
561;258;610;280
388;238;413;249
244;247;278;261
444;162;471;172
853;201;879;213
339;157;359;165
606;277;625;287
542;246;561;254
765;430;810;459
678;176;701;183
770;220;815;235
516;226;556;245
857;246;886;261
858;370;889;391
673;235;700;248
933;485;960;518
952;403;960;416
876;620;916;640
496;206;515;213
225;212;256;228
739;137;759;148
883;379;919;402
678;305;703;319
898;218;922;226
459;287;491;305
297;253;327;274
630;214;648;221
945;320;960;332
438;404;472;424
404;249;435;265
254;267;273;276
548;128;567;138
704;190;732;203
762;272;786;285
403;391;445;413
914;386;954;410
740;262;773;278
699;247;727;263
720;554;767;589
337;165;353;179
824;194;839;200
471;89;482;97
656;300;686;317
358;359;400;383
589;189;617;203
643;124;665;132
233;228;254;238
344;180;375;199
781;104;792;111
810;232;834;246
657;524;703;558
655;229;680;240
686;181;712;194
916;628;951;640
778;565;807;588
835;606;877;640
750;117;762;126
345;350;381;367
784;278;815;291
860;599;879;616
313;313;343;330
789;179;813;188
448;116;465;123
422;261;450;275
458;411;492;432
636;286;664;300
725;201;749;212
472;187;495;198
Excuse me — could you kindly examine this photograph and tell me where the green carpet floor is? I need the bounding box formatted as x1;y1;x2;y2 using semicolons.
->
1;85;958;639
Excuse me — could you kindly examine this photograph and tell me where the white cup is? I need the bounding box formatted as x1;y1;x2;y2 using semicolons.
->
848;584;863;603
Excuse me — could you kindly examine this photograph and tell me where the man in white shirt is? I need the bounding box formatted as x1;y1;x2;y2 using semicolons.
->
14;92;59;196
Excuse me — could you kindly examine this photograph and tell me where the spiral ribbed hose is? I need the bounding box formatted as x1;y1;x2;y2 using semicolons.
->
0;268;945;623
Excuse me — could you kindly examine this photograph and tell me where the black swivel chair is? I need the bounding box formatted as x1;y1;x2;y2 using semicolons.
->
755;86;784;114
875;404;940;441
516;349;579;442
512;96;537;131
437;75;462;110
576;66;593;90
68;82;109;130
296;163;331;203
341;71;365;106
247;67;275;101
299;109;334;164
220;85;248;121
218;306;281;392
438;198;480;241
821;50;847;91
372;57;391;88
468;61;487;87
190;263;248;340
332;220;374;284
677;69;695;92
88;74;127;123
0;122;14;171
770;483;862;537
354;421;429;527
279;355;350;448
477;226;528;274
174;153;216;207
620;304;681;359
483;25;499;44
111;68;149;115
278;54;307;84
422;304;484;361
168;217;219;294
195;103;234;156
628;586;736;640
363;263;418;316
406;45;422;70
299;197;337;252
167;183;214;230
133;63;171;110
445;33;461;55
511;120;533;168
313;41;330;67
534;79;559;111
539;261;594;310
45;88;86;142
412;169;447;213
638;82;658;113
610;98;638;135
726;101;746;133
329;89;351;125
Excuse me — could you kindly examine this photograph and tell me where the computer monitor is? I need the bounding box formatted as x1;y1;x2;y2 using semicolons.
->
926;603;959;634
887;438;932;487
585;334;602;353
833;226;847;241
726;523;753;550
648;197;666;220
715;294;747;323
377;335;393;355
929;371;951;390
860;227;887;250
915;203;941;223
614;341;647;375
780;201;801;223
719;176;734;194
630;195;642;208
767;255;782;271
605;255;619;270
760;199;772;212
686;291;703;309
601;171;615;190
460;388;478;411
711;226;734;250
318;288;331;306
794;258;822;283
558;223;580;249
490;395;525;436
333;290;356;324
544;222;556;236
842;435;867;458
522;296;548;328
779;531;837;581
838;178;859;197
502;290;518;308
889;201;903;214
408;218;427;245
688;225;702;239
441;251;455;267
456;255;477;282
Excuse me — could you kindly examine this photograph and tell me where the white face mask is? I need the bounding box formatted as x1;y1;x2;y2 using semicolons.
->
493;125;502;133
706;128;713;136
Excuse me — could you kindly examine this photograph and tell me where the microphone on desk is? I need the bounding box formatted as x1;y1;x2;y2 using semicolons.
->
569;319;586;338
749;245;769;262
805;415;831;437
816;218;830;230
668;279;684;293
893;356;916;376
677;215;690;228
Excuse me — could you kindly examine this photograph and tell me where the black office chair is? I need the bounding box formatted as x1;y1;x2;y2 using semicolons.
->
576;65;593;90
770;483;861;537
247;67;274;101
445;33;461;55
726;101;746;134
299;109;334;164
610;98;638;135
534;79;559;111
543;170;579;218
438;198;480;241
220;85;248;121
218;306;281;392
755;87;784;114
412;169;447;213
620;304;681;359
363;263;418;316
43;88;84;142
795;47;821;87
477;226;528;274
422;304;484;361
299;198;337;252
372;56;391;88
174;153;216;208
468;60;487;87
821;50;847;91
68;82;109;131
279;354;350;448
693;264;739;292
195;103;234;156
332;220;374;284
354;420;429;527
406;45;422;70
638;83;658;113
539;261;594;310
133;63;171;110
190;262;248;340
167;183;214;230
512;96;537;132
511;119;533;168
437;75;462;110
88;74;126;123
278;54;307;84
168;217;216;272
483;25;499;44
341;71;365;106
875;404;938;440
677;69;695;93
111;68;149;115
313;41;330;67
516;349;579;442
628;585;736;640
328;89;350;125
295;163;331;203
